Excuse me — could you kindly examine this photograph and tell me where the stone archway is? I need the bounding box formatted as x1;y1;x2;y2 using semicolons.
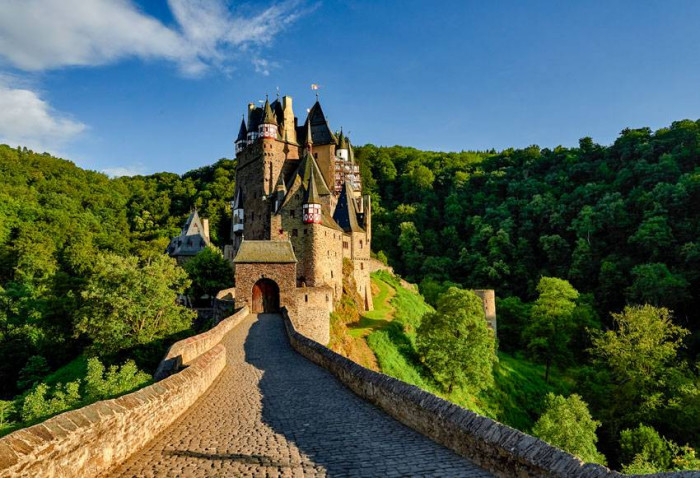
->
252;278;280;313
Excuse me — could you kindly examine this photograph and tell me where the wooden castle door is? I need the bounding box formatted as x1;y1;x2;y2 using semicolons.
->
252;279;280;313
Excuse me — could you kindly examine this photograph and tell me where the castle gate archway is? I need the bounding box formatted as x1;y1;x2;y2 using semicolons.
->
252;279;280;313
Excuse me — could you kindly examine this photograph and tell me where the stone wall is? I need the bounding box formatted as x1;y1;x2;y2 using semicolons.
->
234;263;296;314
474;289;497;336
154;305;249;380
282;308;699;478
294;286;332;344
0;344;226;478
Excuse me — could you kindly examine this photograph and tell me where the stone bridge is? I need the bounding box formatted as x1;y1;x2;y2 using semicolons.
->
110;313;490;477
2;309;699;477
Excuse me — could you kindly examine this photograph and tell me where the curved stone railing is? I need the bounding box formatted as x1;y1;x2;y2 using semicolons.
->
0;344;226;478
154;305;248;380
282;308;698;478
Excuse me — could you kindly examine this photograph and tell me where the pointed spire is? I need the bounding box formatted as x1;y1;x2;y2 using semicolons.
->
338;128;348;149
236;116;247;142
233;188;244;209
305;116;313;150
304;164;321;205
333;180;364;233
262;95;277;125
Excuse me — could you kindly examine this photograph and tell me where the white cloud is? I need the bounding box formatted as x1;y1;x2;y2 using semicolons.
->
0;82;86;152
101;165;148;177
0;0;305;75
252;58;278;76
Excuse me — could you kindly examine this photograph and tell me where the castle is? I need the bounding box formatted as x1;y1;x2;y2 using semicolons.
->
225;95;373;343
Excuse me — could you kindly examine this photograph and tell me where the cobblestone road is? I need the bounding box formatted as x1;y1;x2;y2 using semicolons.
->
108;313;493;477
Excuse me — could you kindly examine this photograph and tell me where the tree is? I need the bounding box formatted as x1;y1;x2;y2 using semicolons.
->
620;424;671;471
416;287;497;393
590;305;689;434
532;393;607;465
626;263;690;310
75;253;195;355
523;277;579;382
183;247;234;301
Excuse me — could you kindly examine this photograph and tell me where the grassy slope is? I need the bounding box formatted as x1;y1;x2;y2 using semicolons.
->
365;270;571;431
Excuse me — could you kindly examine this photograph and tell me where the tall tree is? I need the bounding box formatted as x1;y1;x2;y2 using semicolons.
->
416;287;497;393
523;277;579;382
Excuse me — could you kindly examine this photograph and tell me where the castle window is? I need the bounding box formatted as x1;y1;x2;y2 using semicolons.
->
360;240;363;249
290;210;295;218
343;241;349;249
361;263;364;270
303;228;307;235
314;153;318;159
252;212;255;221
292;229;298;237
326;295;329;302
305;294;308;303
331;271;334;279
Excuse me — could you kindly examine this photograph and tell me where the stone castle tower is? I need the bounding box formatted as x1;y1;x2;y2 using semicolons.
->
227;95;373;343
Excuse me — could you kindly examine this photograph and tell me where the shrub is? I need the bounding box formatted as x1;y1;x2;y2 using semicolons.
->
620;424;671;470
532;393;606;465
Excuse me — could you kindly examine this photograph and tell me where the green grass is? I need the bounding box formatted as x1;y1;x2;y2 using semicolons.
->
363;270;574;430
41;355;89;388
348;274;395;338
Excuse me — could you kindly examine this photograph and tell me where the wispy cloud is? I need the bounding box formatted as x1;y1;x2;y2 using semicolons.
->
0;0;306;75
0;0;309;154
0;78;86;152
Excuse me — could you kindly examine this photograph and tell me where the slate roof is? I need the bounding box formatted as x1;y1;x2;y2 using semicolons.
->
293;151;331;197
303;164;322;204
299;101;336;145
236;118;247;142
262;98;277;125
337;129;349;149
167;210;211;257
233;188;244;209
233;240;297;263
333;180;364;233
248;107;263;132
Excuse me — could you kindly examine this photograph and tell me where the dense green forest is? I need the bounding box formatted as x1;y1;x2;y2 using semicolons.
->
2;117;700;470
0;145;235;432
352;120;700;471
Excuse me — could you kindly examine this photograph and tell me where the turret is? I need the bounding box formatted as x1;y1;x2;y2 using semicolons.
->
303;165;322;224
232;188;244;234
235;117;247;154
337;129;349;161
259;97;278;139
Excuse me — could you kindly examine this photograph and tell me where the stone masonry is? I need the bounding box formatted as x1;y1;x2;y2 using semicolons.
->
107;313;493;478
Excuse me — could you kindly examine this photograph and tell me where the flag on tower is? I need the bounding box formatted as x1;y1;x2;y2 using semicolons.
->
311;84;319;90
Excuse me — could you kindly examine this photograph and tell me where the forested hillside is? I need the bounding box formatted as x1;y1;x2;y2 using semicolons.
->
0;145;236;433
356;121;700;343
353;120;700;470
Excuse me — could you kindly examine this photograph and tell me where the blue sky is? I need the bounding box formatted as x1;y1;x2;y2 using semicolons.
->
1;1;699;175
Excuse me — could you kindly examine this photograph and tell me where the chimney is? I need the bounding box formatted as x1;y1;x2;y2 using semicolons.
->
282;95;297;143
202;219;210;242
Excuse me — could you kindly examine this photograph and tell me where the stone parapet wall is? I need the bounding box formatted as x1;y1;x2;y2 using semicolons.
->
154;305;249;380
0;344;226;478
282;308;698;478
